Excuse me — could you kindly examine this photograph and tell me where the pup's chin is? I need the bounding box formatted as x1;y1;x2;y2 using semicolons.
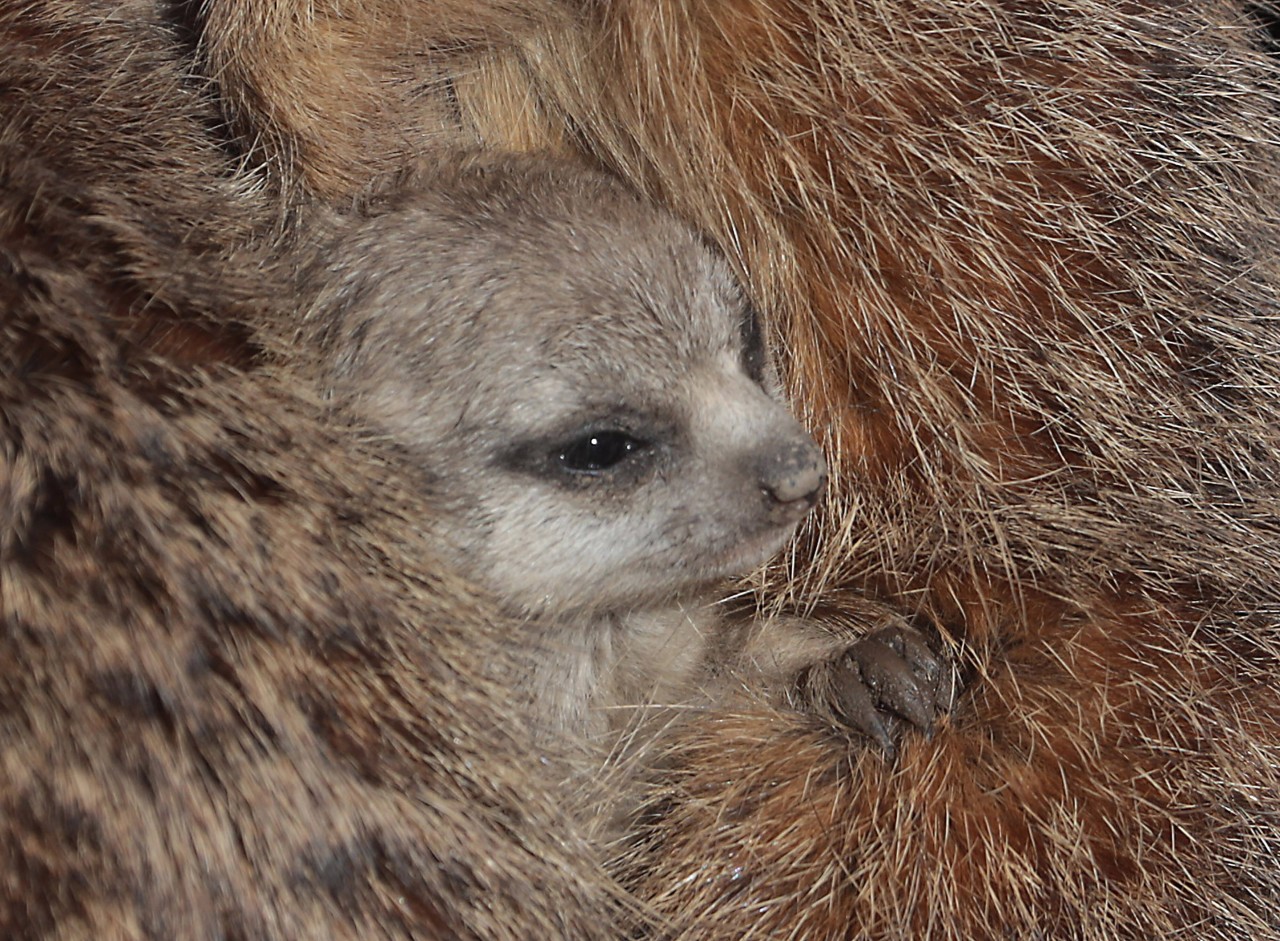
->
690;522;804;585
606;523;803;606
502;524;805;620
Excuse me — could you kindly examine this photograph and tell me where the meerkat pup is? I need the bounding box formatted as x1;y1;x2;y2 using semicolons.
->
305;152;950;751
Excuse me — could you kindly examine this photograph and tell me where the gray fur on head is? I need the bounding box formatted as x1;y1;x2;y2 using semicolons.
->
310;155;822;622
301;155;942;757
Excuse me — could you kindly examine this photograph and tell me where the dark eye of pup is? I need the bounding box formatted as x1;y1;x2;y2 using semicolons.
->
558;431;647;473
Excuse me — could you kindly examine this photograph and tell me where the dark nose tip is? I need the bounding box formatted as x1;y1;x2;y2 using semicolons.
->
760;439;827;507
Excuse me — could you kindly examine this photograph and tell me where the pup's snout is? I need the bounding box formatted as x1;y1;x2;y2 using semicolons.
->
759;437;827;507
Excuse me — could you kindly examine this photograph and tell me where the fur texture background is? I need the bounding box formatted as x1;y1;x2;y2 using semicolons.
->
4;0;1280;938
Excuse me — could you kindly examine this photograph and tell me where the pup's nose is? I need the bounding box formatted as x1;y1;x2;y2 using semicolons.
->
760;438;827;506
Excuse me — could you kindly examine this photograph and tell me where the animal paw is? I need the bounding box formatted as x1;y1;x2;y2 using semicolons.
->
796;624;954;755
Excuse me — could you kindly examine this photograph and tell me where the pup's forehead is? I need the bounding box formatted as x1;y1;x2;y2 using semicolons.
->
338;167;751;390
450;230;748;437
493;217;746;367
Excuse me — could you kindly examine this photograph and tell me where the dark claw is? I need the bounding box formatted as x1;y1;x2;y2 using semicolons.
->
797;624;953;754
897;628;943;687
832;656;896;753
852;638;934;732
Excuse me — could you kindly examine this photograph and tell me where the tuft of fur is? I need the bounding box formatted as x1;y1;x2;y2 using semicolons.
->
6;0;1280;939
190;0;567;199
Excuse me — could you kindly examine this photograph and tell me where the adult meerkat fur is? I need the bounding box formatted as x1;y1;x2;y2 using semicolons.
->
305;153;947;750
7;1;1280;939
0;7;628;939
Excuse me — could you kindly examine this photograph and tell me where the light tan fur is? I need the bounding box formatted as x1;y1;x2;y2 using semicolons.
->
5;1;1280;939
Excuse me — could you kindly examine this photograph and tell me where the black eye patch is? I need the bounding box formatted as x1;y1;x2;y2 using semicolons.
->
558;431;648;474
497;413;667;488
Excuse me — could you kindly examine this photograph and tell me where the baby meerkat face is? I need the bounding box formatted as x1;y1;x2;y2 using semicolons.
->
456;315;826;618
317;159;827;618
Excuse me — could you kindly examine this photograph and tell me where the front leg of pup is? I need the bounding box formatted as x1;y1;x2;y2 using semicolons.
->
736;616;956;756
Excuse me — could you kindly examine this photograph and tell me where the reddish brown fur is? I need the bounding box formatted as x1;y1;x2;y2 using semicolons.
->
5;0;1280;938
523;3;1280;935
